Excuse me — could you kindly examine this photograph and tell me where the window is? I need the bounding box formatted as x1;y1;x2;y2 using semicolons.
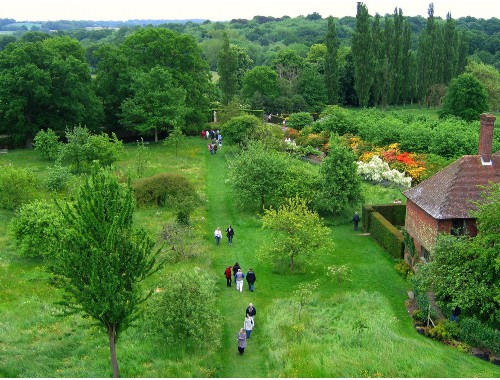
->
451;219;466;236
422;247;430;262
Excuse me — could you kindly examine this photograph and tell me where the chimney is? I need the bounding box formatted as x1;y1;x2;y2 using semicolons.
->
479;113;495;165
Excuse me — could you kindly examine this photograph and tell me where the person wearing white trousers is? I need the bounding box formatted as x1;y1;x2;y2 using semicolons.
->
235;268;245;292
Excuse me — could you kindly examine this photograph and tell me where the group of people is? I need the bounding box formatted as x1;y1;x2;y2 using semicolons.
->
237;303;257;355
202;129;222;155
224;262;256;292
214;225;234;245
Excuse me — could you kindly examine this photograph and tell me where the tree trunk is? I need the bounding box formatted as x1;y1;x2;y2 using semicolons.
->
290;255;294;272
154;127;158;143
107;324;120;378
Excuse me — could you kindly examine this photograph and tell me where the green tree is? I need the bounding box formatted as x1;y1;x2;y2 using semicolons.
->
241;66;280;109
465;60;500;112
296;65;327;112
371;13;384;107
33;128;61;161
439;73;488;122
120;66;187;142
163;126;185;157
53;166;164;377
325;16;340;105
316;135;364;214
352;2;374;107
217;32;239;104
0;36;103;146
10;200;65;259
227;142;290;210
148;268;222;350
221;114;261;147
259;197;334;272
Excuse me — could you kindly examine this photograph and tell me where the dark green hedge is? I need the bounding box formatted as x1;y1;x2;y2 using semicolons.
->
361;205;375;232
372;204;406;226
370;212;404;259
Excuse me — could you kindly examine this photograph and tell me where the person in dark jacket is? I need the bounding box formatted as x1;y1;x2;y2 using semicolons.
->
226;225;234;244
245;303;257;325
352;211;360;231
246;268;256;292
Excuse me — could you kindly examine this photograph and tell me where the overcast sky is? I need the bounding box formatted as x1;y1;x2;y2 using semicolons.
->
3;0;498;22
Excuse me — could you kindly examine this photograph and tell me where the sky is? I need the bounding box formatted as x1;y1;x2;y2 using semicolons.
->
3;0;498;22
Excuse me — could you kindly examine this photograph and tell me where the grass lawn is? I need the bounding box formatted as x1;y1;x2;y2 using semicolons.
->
0;137;499;377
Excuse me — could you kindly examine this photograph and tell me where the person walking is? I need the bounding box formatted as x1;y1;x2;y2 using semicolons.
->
208;143;213;155
224;266;232;287
237;328;247;355
352;212;360;231
235;268;245;292
226;225;234;245
244;314;254;338
246;268;256;292
245;303;257;325
214;227;222;245
213;144;218;154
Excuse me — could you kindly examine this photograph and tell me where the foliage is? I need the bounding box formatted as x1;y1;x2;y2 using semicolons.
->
57;126;123;173
439;73;489;122
147;268;222;351
460;317;500;355
163;126;185;157
316;135;363;214
394;259;413;280
132;172;199;213
120;66;187;142
0;36;103;145
327;265;352;286
253;122;286;151
293;281;319;319
317;105;356;135
465;60;500;112
133;138;150;178
0;164;36;210
259;197;334;272
285;112;313;130
52;166;164;377
33;129;61;161
44;164;73;192
220;114;261;147
241;66;280;109
10;200;65;259
427;320;461;342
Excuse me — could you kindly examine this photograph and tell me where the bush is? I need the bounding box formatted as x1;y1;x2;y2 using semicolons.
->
286;112;313;130
427;320;461;342
0;164;37;210
45;164;73;192
221;114;261;146
147;268;222;350
132;173;199;219
10;200;65;259
159;222;200;263
317;105;356;135
394;259;413;279
460;317;500;355
33;128;61;161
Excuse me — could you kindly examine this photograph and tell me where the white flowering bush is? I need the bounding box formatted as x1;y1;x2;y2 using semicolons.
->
357;155;412;187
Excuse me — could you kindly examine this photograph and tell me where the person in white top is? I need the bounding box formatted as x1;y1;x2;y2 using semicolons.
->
214;227;222;245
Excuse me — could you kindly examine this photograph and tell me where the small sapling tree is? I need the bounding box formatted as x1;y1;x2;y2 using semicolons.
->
52;166;164;377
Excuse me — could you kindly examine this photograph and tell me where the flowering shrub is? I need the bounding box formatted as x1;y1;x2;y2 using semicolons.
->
359;143;427;184
357;155;412;187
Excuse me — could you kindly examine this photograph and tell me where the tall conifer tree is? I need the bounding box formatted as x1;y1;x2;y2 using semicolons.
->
325;16;340;105
352;2;374;107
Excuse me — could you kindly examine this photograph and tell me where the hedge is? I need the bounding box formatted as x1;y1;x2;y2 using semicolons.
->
372;203;406;226
369;212;404;259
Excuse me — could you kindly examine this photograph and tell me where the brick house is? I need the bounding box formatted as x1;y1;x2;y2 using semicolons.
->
403;113;499;262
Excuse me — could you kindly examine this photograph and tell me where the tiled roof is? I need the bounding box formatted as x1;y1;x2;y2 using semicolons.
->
403;152;500;219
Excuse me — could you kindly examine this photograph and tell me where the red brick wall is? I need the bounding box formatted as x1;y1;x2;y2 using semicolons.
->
405;200;438;256
405;201;478;259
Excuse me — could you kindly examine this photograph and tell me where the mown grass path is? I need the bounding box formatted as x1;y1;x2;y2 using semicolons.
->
203;143;270;377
